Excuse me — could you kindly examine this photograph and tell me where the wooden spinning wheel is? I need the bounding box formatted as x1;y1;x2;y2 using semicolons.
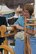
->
0;25;17;54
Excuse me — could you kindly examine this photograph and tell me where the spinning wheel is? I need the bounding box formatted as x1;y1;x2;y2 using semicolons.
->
0;25;17;54
0;18;36;54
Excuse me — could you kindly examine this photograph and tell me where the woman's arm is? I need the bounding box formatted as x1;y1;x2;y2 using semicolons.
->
11;24;36;35
15;24;24;30
26;28;35;35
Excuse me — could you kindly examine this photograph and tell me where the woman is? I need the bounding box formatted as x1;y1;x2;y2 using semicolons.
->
13;3;34;54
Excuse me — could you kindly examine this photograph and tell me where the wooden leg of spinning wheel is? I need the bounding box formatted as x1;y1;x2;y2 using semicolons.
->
3;38;8;54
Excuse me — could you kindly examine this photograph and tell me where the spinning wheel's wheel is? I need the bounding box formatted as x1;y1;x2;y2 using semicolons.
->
0;44;14;54
0;25;16;54
0;25;17;37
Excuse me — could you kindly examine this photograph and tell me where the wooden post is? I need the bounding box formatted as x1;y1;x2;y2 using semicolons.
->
24;17;31;54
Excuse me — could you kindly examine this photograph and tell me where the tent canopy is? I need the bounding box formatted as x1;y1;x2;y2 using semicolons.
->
0;4;15;14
